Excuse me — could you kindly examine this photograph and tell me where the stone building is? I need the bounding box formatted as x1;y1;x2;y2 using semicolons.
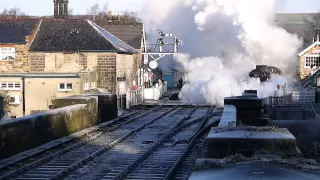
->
0;72;97;117
0;18;145;117
299;34;320;86
0;18;144;92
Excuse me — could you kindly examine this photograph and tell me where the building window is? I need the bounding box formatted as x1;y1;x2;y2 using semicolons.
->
305;55;320;67
83;82;89;90
58;83;72;91
0;47;16;60
91;82;97;89
0;82;21;91
9;95;20;105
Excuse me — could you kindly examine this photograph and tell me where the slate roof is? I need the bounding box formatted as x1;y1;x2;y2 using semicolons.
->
29;19;135;53
100;23;143;49
0;19;39;43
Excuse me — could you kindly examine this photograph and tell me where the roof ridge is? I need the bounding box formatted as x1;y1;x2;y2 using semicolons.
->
28;19;42;49
87;20;137;53
298;41;320;56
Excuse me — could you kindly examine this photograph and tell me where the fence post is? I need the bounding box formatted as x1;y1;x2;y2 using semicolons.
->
126;90;130;110
269;96;272;106
302;108;306;120
120;95;123;110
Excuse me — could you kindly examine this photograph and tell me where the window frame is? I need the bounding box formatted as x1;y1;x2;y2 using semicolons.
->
305;54;320;68
0;47;16;61
83;82;89;90
9;95;20;105
58;82;73;91
0;82;21;91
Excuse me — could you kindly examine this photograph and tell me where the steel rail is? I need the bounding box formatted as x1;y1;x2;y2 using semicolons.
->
163;116;221;180
0;106;165;180
49;105;179;180
111;106;212;180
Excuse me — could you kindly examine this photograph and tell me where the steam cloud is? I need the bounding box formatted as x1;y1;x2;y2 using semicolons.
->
142;0;302;107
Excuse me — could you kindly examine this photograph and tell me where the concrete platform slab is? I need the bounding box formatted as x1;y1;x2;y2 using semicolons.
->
189;162;320;180
206;127;296;158
218;105;236;128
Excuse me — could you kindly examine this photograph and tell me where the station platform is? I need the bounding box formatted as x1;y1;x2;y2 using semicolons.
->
143;88;182;105
189;162;320;180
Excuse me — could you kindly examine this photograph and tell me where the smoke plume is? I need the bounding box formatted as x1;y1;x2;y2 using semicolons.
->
142;0;302;107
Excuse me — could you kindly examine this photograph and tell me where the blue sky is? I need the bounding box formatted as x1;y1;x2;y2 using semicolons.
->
0;0;319;16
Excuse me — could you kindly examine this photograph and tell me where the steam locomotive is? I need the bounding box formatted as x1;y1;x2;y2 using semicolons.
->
249;65;282;82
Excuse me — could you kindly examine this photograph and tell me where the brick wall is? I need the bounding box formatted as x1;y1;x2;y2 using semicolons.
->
0;44;30;72
117;53;135;93
29;52;88;73
97;53;117;93
134;51;142;83
299;46;320;79
30;53;45;72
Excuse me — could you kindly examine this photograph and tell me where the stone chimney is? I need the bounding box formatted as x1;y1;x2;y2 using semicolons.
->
313;29;320;43
53;0;69;19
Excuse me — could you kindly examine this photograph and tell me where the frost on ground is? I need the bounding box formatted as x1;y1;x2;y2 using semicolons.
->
271;120;320;163
194;150;320;171
213;125;289;134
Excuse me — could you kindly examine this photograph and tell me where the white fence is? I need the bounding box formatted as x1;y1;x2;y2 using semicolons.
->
119;81;168;110
126;89;143;109
144;82;168;100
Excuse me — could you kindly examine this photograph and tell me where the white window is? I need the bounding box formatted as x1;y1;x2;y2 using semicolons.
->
0;47;16;60
0;82;21;91
9;95;20;105
305;55;320;68
83;82;89;90
58;83;72;91
91;82;97;89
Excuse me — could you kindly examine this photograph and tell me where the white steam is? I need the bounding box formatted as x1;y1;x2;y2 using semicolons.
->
142;0;302;107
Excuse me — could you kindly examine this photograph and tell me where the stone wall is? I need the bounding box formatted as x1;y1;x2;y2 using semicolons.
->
1;49;136;94
0;98;98;159
0;44;29;72
299;46;320;79
97;53;117;93
29;53;45;72
117;53;134;92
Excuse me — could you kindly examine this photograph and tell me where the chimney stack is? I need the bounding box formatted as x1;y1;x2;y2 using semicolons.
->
313;29;320;43
53;0;69;19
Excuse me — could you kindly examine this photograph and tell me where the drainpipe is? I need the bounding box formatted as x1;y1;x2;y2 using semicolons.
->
22;77;26;116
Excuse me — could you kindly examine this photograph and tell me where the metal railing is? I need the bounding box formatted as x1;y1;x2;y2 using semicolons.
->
262;90;318;120
269;106;320;120
263;97;320;120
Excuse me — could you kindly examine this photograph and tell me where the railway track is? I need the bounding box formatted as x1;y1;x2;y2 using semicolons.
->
0;105;169;180
0;105;219;180
63;106;204;180
105;107;221;180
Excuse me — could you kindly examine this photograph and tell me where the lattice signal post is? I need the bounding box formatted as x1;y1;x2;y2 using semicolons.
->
139;30;183;88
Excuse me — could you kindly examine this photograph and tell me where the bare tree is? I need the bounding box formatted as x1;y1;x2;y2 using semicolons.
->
304;13;320;45
68;8;74;16
0;7;30;19
88;4;99;16
86;3;141;24
96;3;110;24
122;11;142;23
